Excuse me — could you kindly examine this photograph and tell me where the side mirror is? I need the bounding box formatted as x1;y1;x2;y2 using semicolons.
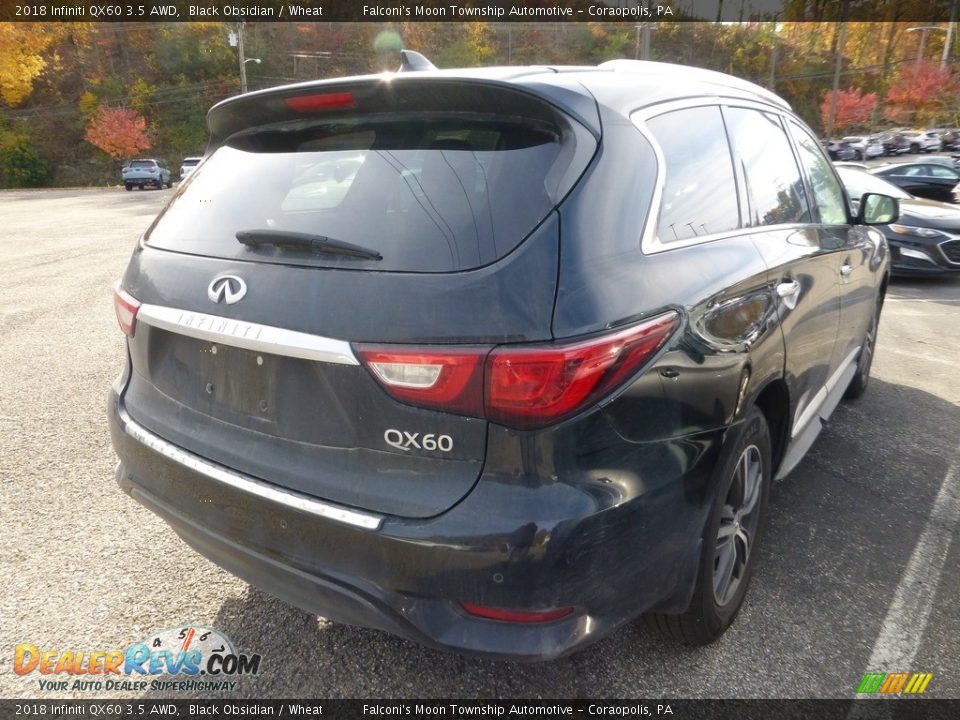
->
858;193;899;225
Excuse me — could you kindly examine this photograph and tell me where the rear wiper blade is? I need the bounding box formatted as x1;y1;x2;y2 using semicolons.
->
236;230;382;260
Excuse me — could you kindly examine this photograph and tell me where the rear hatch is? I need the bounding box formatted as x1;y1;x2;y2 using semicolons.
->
120;76;597;518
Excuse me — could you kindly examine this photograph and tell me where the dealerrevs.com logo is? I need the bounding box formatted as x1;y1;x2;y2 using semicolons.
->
14;626;261;693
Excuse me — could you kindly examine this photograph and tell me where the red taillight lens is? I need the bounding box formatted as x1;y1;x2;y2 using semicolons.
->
485;312;678;429
284;92;355;113
460;602;574;624
356;311;678;429
113;282;141;337
355;346;489;417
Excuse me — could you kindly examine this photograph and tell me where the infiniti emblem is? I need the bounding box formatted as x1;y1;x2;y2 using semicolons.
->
207;275;247;305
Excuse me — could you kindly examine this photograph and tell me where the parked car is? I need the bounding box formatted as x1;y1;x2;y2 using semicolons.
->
901;130;943;153
109;55;896;660
877;132;910;156
122;159;172;191
824;139;859;161
915;155;960;171
939;129;960;151
837;166;960;275
179;156;203;180
871;162;960;203
841;135;885;160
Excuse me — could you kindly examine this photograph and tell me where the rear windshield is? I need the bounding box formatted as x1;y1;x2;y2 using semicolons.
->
145;104;594;272
131;160;156;168
182;158;201;166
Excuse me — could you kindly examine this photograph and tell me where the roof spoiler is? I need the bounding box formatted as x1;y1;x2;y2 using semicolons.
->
398;50;437;73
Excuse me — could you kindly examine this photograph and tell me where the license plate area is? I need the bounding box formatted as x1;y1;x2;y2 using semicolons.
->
150;330;279;425
199;341;277;420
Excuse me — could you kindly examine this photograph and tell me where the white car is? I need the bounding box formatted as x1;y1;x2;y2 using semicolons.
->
901;131;942;153
840;135;884;160
179;156;203;179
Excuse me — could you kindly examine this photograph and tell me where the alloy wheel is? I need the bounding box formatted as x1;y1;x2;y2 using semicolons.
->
713;444;763;607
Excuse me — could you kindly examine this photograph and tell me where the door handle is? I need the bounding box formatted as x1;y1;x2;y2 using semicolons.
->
840;263;853;277
776;280;800;298
776;280;800;309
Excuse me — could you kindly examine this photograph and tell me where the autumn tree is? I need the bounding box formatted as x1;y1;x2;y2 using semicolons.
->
0;24;64;106
820;87;878;134
84;106;151;160
885;60;960;126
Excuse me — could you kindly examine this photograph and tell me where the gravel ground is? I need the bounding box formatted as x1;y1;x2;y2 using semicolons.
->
1;187;958;700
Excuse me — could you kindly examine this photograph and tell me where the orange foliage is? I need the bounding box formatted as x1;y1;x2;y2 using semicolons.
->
820;87;877;133
84;106;151;160
884;61;960;126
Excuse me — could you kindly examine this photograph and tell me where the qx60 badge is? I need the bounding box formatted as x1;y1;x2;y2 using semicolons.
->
384;429;454;453
208;275;247;305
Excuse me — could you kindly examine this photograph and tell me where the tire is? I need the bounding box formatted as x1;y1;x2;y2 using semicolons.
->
155;178;163;189
138;184;144;190
911;143;920;153
645;407;771;645
844;296;882;400
854;150;863;160
124;184;132;191
166;177;173;188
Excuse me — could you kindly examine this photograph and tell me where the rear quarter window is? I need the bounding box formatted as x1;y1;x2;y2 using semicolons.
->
644;105;741;244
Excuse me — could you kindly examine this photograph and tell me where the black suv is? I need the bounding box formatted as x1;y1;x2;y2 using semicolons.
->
109;56;897;660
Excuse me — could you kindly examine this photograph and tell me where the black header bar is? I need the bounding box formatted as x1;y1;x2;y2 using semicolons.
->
2;699;960;720
0;0;954;23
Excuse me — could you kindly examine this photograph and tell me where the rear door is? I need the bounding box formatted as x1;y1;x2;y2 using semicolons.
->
786;119;878;379
723;106;843;438
121;79;597;518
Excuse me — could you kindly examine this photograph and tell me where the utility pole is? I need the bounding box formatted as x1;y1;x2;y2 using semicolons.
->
943;1;957;70
238;22;248;94
906;26;950;76
768;21;779;90
826;3;849;140
916;27;928;79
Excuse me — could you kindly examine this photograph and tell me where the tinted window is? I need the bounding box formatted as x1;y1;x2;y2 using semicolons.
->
646;106;740;243
788;121;849;225
928;165;959;178
146;109;593;272
884;165;923;177
725;108;808;226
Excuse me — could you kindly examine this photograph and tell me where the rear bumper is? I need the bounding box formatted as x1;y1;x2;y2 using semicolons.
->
109;385;718;661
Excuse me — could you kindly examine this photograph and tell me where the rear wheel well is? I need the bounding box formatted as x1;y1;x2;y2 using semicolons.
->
753;380;790;479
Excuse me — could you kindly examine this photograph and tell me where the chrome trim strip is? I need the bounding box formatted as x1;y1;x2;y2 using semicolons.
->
900;247;940;265
137;304;359;365
117;405;383;531
791;345;860;439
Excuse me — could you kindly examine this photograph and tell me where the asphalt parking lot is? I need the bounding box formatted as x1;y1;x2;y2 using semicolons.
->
0;187;958;700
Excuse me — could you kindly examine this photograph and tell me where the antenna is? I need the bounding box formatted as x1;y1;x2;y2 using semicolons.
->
398;50;437;72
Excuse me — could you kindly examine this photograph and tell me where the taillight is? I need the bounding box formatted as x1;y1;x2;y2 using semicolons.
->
113;282;141;337
460;602;574;624
284;92;355;113
356;347;488;417
356;311;678;429
486;312;678;429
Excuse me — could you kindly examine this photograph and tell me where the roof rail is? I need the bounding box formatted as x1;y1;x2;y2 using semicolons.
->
599;59;790;110
398;50;437;73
